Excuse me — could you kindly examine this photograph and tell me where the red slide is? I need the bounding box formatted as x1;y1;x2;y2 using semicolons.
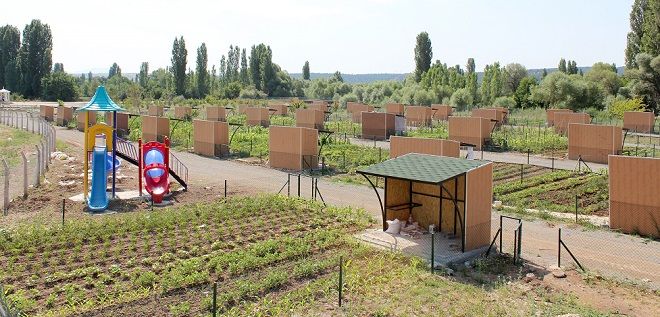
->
142;141;170;203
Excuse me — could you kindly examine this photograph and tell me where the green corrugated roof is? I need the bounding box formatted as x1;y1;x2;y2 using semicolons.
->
357;153;488;184
77;86;125;112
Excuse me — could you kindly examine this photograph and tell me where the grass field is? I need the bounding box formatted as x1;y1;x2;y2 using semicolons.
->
0;195;615;316
0;125;43;166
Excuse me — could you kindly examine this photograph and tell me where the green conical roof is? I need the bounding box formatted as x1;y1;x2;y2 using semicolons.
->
77;86;125;112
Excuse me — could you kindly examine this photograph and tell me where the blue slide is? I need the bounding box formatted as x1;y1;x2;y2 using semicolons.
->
88;146;109;211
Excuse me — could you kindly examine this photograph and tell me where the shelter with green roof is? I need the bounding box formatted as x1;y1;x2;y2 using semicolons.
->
357;153;493;252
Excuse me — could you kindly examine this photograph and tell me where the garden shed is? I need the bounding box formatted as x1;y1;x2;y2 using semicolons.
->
206;106;227;121
448;116;491;150
270;104;288;116
623;111;655;133
390;136;460;158
40;105;55;121
348;103;374;123
269;126;318;171
0;88;10;102
357;154;493;252
148;105;164;117
568;123;622;164
608;155;660;238
296;108;325;130
546;109;573;127
471;108;504;130
104;112;130;135
431;104;452;121
405;106;432;126
193;119;229;157
174;106;192;120
362;112;396;141
308;101;329;112
385;103;405;116
554;112;591;134
245;107;270;127
142;115;170;143
56;105;73;126
77;110;96;131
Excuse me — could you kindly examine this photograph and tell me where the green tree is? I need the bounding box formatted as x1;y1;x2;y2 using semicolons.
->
138;62;149;88
584;62;621;96
108;62;121;78
260;45;274;94
0;25;21;90
18;20;52;98
196;43;209;98
466;58;478;104
450;88;473;111
608;98;646;118
513;76;537;108
171;36;187;96
558;58;567;73
302;61;310;80
502;63;527;94
240;48;249;85
626;0;648;68
542;68;548;79
489;62;503;104
625;53;660;112
530;71;603;110
413;32;432;82
41;71;79;101
52;62;63;73
640;0;660;58
332;71;343;83
567;60;578;75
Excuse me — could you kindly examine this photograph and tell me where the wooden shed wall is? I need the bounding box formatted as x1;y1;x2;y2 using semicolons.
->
270;104;288;116
193;119;229;157
348;103;374;123
448;116;491;150
40;105;55;121
56;106;73;126
77;111;97;131
142;116;170;143
431;104;452;120
361;112;395;140
147;105;163;117
385;103;405;116
608;155;660;238
206;106;227;121
623;112;655;133
554;112;591;134
174;106;192;120
567;124;622;164
269;126;318;171
405;106;432;126
389;136;460;158
546;109;573;127
245;107;270;127
103;112;129;132
308;101;329;112
471;108;503;130
465;163;493;251
295;108;325;130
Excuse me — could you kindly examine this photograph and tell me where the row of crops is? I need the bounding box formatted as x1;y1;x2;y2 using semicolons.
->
0;195;372;316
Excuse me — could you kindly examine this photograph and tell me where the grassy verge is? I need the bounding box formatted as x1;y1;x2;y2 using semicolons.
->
0;125;43;166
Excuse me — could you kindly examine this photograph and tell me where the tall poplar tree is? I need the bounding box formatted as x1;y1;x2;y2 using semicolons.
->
414;32;432;82
171;36;187;96
0;25;21;90
558;58;567;73
302;61;310;80
138;62;149;88
196;43;209;97
240;48;249;85
18;20;52;98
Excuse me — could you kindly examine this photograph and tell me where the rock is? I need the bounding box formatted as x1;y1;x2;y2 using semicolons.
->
493;201;503;209
523;272;536;283
58;180;76;187
51;151;69;160
552;270;567;278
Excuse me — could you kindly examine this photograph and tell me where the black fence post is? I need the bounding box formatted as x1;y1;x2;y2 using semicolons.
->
338;256;343;307
499;216;503;253
212;282;217;317
379;147;382;162
551;157;555;171
527;149;530;164
431;227;435;273
62;199;65;226
575;195;578;223
224;180;227;198
287;174;290;197
558;228;561;268
297;174;301;197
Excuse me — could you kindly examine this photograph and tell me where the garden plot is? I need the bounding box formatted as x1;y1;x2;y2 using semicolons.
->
0;195;372;316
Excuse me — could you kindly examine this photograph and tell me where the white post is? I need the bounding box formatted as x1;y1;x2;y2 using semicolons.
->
3;159;9;216
34;145;41;187
21;152;27;198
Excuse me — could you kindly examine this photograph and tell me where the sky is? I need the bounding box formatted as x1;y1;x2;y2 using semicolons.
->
5;0;634;74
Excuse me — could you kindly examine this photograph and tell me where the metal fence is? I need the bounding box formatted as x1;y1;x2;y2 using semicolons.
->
0;109;56;216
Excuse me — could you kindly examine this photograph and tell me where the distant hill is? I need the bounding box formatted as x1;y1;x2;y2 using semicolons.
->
290;73;409;84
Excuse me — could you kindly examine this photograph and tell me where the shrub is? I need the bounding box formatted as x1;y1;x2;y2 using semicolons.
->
450;88;472;111
607;97;645;119
40;72;80;101
493;96;515;109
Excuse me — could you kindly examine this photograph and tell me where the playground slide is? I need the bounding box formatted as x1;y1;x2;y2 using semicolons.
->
143;147;169;203
88;146;109;211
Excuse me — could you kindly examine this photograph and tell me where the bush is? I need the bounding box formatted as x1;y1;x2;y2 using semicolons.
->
607;97;646;119
450;88;473;111
40;72;80;101
493;96;515;109
239;86;267;99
